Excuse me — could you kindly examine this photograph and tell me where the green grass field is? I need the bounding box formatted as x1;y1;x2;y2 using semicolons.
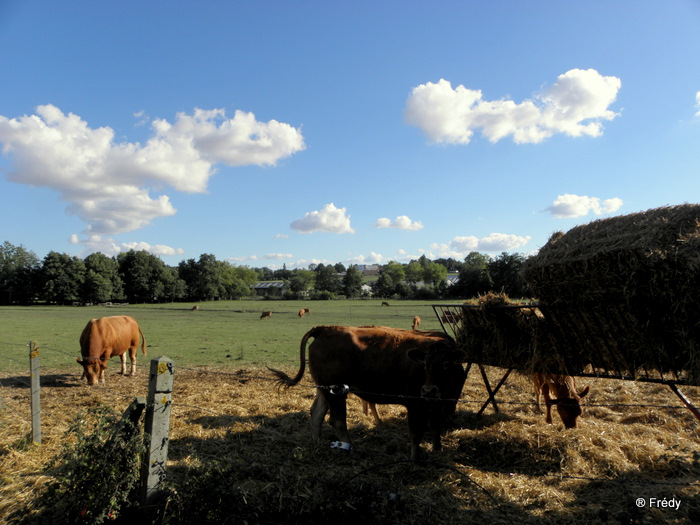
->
0;299;456;372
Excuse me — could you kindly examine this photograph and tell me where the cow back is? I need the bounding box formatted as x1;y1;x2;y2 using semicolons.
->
81;315;141;359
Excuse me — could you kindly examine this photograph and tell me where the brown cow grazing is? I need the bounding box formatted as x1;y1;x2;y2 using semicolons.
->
269;325;466;461
298;309;306;318
381;301;390;307
361;399;381;425
191;305;199;311
260;311;272;320
533;372;590;428
76;315;146;386
412;315;421;330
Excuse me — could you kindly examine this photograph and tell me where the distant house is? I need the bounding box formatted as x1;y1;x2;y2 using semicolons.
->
356;264;380;276
253;281;288;297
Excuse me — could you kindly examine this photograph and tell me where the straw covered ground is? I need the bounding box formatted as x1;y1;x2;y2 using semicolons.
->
1;365;699;524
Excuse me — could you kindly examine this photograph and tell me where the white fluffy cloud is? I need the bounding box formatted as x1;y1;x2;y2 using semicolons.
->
405;68;621;144
69;234;184;257
425;233;531;258
290;203;355;234
0;104;305;238
545;194;623;218
375;215;424;231
346;252;385;265
447;233;531;254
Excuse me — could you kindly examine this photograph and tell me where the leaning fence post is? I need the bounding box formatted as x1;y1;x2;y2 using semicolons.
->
29;341;41;444
140;356;174;510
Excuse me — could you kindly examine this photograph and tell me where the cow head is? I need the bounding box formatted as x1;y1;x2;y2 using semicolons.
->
76;357;106;385
407;340;466;402
550;384;590;428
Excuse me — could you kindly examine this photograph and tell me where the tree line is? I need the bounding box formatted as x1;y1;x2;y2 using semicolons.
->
0;241;530;305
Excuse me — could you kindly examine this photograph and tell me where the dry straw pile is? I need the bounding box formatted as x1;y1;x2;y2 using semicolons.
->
457;205;700;383
523;204;700;383
457;292;547;372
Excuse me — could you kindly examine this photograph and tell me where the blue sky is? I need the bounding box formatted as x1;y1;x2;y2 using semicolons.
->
1;1;699;269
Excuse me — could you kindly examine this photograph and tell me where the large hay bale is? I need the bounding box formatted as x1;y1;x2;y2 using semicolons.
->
521;204;700;383
456;292;553;371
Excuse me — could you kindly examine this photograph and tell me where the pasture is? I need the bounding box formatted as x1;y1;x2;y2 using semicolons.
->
0;300;444;371
1;300;700;523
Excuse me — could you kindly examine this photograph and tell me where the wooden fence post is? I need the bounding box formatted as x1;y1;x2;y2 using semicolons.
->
29;341;41;444
140;356;174;510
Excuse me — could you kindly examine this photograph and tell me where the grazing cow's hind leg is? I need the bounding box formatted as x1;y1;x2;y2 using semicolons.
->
326;394;352;446
120;354;127;375
310;392;329;441
128;347;137;376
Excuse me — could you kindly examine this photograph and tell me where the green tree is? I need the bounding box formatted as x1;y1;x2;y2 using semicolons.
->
342;265;363;298
453;252;493;298
289;269;315;298
223;264;257;299
488;252;530;298
423;261;448;288
0;241;40;304
117;250;172;303
374;272;395;298
404;260;423;286
382;261;405;285
42;251;86;304
314;264;340;295
82;252;124;303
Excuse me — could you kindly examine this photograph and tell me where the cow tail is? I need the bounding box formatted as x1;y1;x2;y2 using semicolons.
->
139;327;147;355
268;327;317;388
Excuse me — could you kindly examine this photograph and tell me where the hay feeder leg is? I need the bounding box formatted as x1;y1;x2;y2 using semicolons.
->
667;383;700;423
476;366;513;416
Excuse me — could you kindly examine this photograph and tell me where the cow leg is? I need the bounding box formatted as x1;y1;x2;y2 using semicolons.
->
128;347;137;376
542;384;553;424
407;407;427;461
119;353;127;375
428;411;443;454
310;392;329;440
326;394;352;445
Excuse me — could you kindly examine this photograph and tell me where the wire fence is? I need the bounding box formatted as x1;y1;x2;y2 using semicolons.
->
1;337;699;494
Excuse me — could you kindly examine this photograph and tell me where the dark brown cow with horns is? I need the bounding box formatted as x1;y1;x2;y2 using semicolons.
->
76;315;146;385
269;325;466;460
